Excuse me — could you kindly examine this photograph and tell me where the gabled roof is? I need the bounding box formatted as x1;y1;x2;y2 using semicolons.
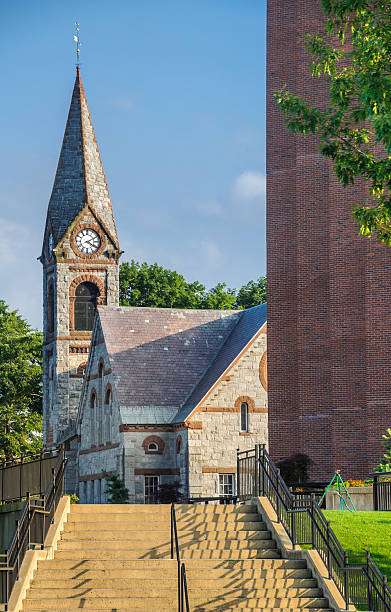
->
98;304;267;422
44;67;118;250
174;302;267;422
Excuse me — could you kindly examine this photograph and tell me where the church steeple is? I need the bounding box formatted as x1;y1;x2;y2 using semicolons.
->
41;68;120;457
43;67;118;254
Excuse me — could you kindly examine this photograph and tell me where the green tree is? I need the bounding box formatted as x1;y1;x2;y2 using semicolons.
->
202;282;236;310
235;277;267;310
119;260;267;311
274;0;391;245
103;471;130;503
0;301;43;461
375;428;391;472
119;260;205;309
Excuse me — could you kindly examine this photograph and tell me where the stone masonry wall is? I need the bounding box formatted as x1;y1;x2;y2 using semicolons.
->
123;431;181;503
42;207;119;447
187;330;267;497
78;332;122;502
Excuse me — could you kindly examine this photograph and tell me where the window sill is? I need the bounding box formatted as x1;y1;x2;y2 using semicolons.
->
239;432;251;436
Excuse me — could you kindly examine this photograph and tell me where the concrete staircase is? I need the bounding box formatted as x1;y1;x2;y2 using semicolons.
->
21;503;334;611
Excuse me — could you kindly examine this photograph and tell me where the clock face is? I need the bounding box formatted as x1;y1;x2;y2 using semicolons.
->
75;228;101;254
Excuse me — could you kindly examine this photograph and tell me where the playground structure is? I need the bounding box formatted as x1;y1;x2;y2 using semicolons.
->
319;471;357;512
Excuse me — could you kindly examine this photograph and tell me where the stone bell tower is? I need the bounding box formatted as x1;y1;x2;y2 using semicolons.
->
40;67;120;449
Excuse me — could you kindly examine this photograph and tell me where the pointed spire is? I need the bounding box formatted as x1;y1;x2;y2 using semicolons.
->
47;68;118;249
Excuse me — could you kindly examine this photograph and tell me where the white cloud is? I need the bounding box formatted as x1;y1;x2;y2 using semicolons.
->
196;200;224;217
233;171;266;201
111;96;134;110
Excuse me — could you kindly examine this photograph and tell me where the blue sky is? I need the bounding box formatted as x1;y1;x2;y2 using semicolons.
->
0;0;266;329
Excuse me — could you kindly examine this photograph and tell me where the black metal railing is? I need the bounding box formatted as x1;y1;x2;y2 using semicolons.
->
371;471;391;511
171;503;190;612
187;495;237;505
0;448;63;504
288;482;328;507
237;444;391;612
0;449;67;608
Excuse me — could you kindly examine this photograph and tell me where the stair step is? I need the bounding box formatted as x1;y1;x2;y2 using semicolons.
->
65;520;266;532
19;503;331;612
36;567;312;580
56;542;277;554
70;504;170;513
69;504;257;515
60;529;272;541
23;609;333;612
31;577;318;589
53;549;281;560
176;504;258;513
27;587;325;599
39;558;304;570
66;513;262;524
22;597;330;609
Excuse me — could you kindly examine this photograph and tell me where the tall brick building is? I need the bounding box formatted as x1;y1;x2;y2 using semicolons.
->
267;0;391;478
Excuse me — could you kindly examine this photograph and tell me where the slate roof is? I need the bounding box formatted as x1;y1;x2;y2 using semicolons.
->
44;67;118;250
174;302;267;422
98;304;267;422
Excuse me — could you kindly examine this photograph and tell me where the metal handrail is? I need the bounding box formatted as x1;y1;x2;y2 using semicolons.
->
237;444;391;612
0;447;63;504
0;449;67;608
187;495;237;505
171;503;190;612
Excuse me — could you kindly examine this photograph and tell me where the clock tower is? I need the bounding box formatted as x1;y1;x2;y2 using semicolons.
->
41;67;120;450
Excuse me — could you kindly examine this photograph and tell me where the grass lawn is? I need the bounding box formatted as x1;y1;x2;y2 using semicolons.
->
323;510;391;582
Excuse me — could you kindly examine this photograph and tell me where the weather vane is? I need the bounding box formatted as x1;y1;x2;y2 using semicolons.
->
74;22;81;66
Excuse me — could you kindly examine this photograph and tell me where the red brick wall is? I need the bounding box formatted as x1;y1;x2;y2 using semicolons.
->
267;0;391;478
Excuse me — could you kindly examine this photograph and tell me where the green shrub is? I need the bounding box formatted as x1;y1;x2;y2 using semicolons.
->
103;471;129;503
375;428;391;473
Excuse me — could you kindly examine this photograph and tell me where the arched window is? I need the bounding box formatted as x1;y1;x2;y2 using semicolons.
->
240;402;248;432
74;282;99;331
104;387;112;445
98;362;104;445
142;435;165;454
47;283;54;334
90;390;97;446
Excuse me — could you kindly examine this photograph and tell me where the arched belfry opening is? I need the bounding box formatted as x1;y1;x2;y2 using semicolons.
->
74;282;100;331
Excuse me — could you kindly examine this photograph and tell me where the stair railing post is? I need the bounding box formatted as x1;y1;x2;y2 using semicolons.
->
311;494;316;548
26;492;30;551
373;474;378;511
276;468;280;522
343;551;349;610
5;552;9;606
366;550;372;610
326;521;332;579
180;564;184;612
236;449;240;501
15;519;20;581
254;444;260;498
170;503;173;559
260;444;265;496
382;574;387;609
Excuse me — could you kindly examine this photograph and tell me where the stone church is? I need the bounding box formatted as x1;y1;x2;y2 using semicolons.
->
41;68;268;503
